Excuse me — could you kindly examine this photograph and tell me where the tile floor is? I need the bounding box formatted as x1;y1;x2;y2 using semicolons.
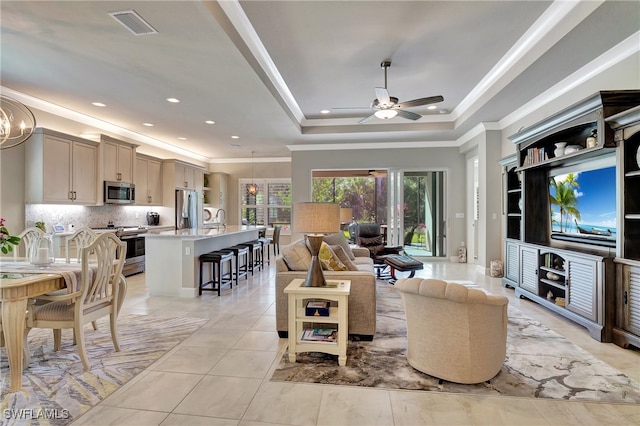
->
73;260;640;425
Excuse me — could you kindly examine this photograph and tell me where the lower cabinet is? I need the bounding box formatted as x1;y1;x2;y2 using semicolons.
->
613;260;640;349
511;242;614;341
502;239;520;288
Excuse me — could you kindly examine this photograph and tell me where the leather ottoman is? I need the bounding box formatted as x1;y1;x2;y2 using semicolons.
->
384;254;424;283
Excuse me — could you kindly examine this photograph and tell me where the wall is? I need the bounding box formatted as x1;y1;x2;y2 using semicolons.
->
290;147;466;259
0;143;26;234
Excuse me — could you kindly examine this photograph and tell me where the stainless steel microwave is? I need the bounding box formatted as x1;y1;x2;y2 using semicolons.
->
104;181;135;204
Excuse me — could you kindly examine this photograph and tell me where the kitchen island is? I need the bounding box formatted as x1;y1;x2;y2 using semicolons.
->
144;226;264;297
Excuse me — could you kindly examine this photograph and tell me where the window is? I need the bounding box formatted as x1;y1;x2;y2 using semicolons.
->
240;179;291;229
312;171;387;224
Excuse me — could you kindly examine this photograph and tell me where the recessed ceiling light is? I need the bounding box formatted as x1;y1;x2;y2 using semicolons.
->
142;122;154;127
205;120;215;124
231;135;239;139
92;102;106;107
166;97;180;103
427;105;437;110
439;109;449;114
320;109;330;114
177;137;187;140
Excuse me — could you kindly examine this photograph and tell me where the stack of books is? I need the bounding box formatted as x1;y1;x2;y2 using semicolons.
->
301;328;338;342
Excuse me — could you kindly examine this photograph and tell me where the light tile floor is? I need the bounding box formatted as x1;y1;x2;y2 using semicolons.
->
73;260;640;426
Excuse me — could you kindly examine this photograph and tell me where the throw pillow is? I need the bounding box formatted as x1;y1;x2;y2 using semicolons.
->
281;239;312;271
318;242;348;271
323;232;356;260
330;245;359;271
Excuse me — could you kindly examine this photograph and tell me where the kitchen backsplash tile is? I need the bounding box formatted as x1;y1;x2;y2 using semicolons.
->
25;205;173;232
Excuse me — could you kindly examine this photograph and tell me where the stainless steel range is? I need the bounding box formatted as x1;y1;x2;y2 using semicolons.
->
91;225;148;276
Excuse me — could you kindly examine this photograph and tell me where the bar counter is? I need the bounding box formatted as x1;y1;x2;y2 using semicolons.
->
144;226;264;297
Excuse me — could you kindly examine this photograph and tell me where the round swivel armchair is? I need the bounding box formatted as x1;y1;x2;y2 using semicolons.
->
395;278;509;384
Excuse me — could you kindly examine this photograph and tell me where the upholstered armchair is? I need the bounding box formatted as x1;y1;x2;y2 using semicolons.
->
357;223;403;277
395;278;509;384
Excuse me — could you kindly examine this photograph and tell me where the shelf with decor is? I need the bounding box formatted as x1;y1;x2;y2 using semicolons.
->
607;104;640;349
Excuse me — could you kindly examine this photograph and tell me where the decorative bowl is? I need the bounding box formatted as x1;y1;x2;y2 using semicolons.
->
563;145;582;154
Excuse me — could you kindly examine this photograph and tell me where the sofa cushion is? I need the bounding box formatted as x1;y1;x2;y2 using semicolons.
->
319;242;347;271
330;245;359;271
323;232;355;260
281;239;312;271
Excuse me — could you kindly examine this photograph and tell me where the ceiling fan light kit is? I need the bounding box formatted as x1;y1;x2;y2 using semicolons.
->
374;109;398;120
343;60;444;124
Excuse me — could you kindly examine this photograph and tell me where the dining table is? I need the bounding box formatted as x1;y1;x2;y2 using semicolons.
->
0;258;86;392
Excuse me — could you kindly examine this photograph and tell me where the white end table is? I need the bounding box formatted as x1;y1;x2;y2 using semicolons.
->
284;278;351;366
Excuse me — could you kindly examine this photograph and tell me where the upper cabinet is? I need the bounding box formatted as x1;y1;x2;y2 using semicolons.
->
135;154;163;205
203;172;228;210
25;128;99;205
101;135;137;183
162;160;204;206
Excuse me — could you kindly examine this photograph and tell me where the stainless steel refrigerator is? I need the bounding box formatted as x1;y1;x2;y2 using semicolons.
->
175;189;198;230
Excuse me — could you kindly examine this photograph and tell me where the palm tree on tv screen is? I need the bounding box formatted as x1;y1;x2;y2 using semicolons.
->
550;173;581;232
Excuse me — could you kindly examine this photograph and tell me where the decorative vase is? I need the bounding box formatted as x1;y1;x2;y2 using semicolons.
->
586;129;597;148
554;142;567;157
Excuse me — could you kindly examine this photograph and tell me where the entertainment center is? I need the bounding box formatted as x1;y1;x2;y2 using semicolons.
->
500;91;640;345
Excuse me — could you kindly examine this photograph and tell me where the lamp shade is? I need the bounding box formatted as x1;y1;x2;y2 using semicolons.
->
340;207;353;223
293;202;340;234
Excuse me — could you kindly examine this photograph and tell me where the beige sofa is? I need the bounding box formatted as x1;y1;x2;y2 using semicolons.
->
275;233;377;339
395;278;509;384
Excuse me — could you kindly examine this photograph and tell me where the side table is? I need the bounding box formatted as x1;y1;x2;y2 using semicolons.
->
284;278;351;366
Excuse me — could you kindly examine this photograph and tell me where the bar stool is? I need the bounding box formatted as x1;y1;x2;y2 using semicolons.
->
226;245;249;283
239;240;263;275
258;234;272;265
199;250;234;296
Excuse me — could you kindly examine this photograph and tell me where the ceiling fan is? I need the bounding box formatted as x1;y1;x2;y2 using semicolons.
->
335;61;444;124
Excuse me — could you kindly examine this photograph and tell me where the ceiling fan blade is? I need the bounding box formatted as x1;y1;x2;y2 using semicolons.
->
358;114;376;124
331;106;372;110
397;95;444;109
375;87;391;105
396;109;421;121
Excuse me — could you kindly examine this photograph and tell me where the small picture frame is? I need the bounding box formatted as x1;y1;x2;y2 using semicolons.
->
53;225;65;232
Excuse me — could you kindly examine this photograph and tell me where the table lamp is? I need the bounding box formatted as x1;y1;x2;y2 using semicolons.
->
293;202;340;287
340;207;353;224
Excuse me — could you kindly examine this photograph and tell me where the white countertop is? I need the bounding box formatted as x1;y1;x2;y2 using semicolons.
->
144;225;264;240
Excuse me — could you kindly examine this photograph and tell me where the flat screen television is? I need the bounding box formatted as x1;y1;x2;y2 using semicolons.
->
549;154;616;248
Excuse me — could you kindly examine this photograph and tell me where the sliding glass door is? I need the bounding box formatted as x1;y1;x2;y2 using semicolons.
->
388;170;446;257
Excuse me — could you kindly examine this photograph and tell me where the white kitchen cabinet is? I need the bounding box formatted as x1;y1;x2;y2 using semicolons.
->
204;172;228;210
136;154;163;205
101;135;137;183
162;159;204;207
26;128;99;204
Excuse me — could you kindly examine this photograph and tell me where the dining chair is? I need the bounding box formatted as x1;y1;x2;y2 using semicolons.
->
25;232;126;370
65;227;98;263
13;227;44;259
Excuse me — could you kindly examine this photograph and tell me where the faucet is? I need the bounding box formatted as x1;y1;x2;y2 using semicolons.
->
214;209;226;230
215;209;226;224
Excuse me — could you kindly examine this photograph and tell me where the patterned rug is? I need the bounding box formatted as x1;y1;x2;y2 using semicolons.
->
1;314;207;425
271;281;640;403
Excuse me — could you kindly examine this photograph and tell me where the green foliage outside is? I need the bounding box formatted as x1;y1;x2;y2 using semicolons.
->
549;173;581;232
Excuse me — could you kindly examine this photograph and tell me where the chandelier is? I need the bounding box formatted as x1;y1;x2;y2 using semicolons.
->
247;151;258;195
0;96;36;150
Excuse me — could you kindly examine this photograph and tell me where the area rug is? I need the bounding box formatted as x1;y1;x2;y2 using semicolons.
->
271;280;640;403
0;314;208;425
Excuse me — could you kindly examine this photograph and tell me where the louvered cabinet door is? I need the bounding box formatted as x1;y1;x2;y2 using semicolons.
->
504;240;520;283
519;245;538;294
566;256;598;321
623;265;640;336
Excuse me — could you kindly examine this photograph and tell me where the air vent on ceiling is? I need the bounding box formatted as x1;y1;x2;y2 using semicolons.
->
109;10;157;36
